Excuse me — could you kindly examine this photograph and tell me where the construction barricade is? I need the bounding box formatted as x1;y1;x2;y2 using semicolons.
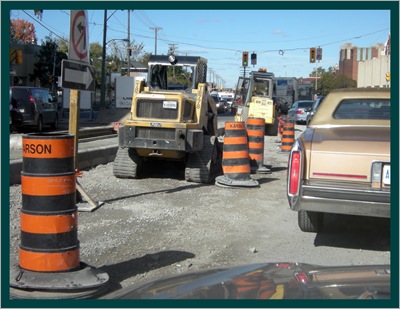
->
281;121;296;152
10;133;109;299
215;122;259;188
246;117;271;174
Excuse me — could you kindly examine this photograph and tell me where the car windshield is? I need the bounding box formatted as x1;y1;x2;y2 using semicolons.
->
333;99;390;120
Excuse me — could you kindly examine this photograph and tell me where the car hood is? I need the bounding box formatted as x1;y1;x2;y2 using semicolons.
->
100;263;390;299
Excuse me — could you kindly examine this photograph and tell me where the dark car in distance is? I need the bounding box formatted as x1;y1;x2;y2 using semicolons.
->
10;86;58;132
273;96;290;115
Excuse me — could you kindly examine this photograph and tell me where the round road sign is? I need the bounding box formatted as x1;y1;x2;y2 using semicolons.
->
70;10;89;62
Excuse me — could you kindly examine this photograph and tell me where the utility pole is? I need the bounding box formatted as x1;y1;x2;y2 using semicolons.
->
150;27;162;55
127;11;130;77
51;44;56;95
100;10;107;110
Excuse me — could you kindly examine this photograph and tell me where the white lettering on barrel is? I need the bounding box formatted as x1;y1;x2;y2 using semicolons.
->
23;143;52;155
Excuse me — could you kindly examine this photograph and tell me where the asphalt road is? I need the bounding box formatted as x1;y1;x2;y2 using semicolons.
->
8;114;391;298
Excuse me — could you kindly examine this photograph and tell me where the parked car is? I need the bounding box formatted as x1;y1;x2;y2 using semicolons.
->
287;100;314;124
273;96;290;115
101;262;391;299
10;86;59;132
287;88;390;233
306;96;325;126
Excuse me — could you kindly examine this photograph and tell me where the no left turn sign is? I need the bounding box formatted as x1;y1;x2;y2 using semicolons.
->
69;10;89;63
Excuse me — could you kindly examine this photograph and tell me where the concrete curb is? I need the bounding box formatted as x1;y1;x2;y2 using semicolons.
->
9;144;118;186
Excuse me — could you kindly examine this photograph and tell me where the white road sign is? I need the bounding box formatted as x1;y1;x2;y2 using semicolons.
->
61;59;95;92
69;10;89;63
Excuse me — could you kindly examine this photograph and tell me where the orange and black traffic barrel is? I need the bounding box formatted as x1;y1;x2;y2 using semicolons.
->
19;133;79;272
281;121;295;152
10;133;109;299
246;118;270;174
215;122;259;188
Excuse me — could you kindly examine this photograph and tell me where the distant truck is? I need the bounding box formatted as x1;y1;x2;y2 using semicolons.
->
273;77;299;105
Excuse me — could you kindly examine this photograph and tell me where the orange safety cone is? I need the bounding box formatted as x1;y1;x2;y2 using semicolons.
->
281;121;296;152
10;133;109;299
246;117;271;174
215;122;259;188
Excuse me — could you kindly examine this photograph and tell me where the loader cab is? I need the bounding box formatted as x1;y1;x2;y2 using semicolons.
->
250;77;272;98
149;65;168;90
146;55;207;91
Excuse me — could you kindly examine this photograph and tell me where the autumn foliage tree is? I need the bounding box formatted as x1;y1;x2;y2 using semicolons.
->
10;19;37;44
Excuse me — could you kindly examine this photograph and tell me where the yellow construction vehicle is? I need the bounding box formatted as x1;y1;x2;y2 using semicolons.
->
113;55;222;183
234;69;279;135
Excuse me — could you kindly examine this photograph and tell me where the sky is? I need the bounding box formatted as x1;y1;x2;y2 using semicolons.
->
9;4;392;89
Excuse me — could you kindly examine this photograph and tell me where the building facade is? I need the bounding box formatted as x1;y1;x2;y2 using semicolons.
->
338;42;390;88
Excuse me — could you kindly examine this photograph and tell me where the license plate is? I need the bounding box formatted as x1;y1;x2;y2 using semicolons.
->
150;122;162;127
163;101;177;109
383;164;390;185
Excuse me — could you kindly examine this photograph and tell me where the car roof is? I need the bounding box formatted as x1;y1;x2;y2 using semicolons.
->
310;88;390;126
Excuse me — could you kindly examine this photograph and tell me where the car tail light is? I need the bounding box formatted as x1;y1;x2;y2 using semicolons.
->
289;151;301;195
294;272;309;284
29;95;35;104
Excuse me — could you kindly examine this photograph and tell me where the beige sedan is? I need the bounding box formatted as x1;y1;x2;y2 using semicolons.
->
287;88;390;232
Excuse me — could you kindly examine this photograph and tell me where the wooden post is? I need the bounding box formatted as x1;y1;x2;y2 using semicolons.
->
69;90;80;167
68;89;104;211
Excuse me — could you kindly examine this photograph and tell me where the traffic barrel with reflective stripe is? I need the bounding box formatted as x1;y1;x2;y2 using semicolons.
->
281;121;295;152
10;133;109;299
19;133;79;272
215;122;259;188
246;117;270;174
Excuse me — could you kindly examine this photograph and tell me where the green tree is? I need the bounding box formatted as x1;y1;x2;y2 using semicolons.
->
55;37;69;54
310;66;327;77
30;36;68;90
89;42;103;86
310;67;357;96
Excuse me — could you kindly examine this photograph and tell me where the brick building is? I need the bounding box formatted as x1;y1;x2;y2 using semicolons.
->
338;42;386;81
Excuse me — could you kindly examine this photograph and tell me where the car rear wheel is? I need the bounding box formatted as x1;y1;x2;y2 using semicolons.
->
298;210;323;233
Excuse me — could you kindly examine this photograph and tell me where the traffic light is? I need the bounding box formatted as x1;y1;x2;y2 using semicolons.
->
309;48;316;63
251;52;257;65
316;48;322;61
16;50;23;64
242;51;249;67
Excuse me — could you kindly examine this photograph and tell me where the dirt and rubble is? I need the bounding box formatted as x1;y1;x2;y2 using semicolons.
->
8;125;391;296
